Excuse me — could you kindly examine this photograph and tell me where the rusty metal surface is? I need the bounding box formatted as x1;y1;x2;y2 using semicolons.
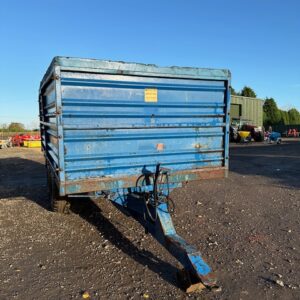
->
64;167;225;195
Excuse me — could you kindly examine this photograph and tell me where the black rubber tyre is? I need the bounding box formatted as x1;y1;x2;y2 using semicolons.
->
47;165;70;214
52;197;70;214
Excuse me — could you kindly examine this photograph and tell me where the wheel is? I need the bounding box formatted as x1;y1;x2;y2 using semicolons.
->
52;196;70;214
46;164;70;214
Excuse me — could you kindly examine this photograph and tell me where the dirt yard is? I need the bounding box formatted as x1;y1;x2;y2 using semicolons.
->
0;140;299;300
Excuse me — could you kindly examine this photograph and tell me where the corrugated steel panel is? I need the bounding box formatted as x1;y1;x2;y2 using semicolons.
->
231;95;264;127
39;57;231;195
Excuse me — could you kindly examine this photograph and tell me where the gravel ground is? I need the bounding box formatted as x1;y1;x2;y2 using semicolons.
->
0;140;299;300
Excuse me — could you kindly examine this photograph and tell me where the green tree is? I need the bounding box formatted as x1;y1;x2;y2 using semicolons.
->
230;87;239;95
288;108;300;125
279;110;290;125
7;122;25;132
0;123;8;132
240;86;257;98
263;98;281;126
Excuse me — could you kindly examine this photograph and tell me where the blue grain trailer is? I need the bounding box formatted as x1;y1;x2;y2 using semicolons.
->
39;57;231;290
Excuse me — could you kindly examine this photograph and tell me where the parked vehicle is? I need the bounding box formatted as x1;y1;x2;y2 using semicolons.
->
240;124;265;142
265;131;282;144
230;122;264;143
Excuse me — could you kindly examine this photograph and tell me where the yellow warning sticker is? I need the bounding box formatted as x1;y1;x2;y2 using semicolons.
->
144;88;158;102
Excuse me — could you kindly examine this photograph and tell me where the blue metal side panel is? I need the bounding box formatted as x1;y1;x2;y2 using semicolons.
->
39;73;60;183
60;72;228;183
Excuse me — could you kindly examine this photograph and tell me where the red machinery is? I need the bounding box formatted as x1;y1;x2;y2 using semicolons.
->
11;134;41;147
287;129;299;137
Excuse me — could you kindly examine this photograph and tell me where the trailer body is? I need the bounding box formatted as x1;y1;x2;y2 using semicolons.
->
39;57;231;289
39;57;231;196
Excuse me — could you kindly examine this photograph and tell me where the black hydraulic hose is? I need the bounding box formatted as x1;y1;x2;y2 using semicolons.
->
136;163;175;222
160;169;176;214
144;193;157;223
136;173;157;222
153;163;161;208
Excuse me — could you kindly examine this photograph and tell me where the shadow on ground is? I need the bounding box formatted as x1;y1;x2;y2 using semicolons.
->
229;140;300;189
0;155;178;288
0;156;48;208
70;198;178;288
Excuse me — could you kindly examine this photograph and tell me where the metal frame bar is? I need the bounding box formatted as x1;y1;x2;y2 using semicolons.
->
62;99;225;108
64;167;226;195
41;57;230;84
108;189;216;287
224;80;231;172
54;66;66;195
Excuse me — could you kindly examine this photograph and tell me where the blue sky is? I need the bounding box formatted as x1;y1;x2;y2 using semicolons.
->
0;0;299;128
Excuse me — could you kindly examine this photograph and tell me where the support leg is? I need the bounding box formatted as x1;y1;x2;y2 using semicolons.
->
156;202;216;287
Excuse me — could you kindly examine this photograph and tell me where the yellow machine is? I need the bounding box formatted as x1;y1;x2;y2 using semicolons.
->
238;131;251;139
23;140;42;148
